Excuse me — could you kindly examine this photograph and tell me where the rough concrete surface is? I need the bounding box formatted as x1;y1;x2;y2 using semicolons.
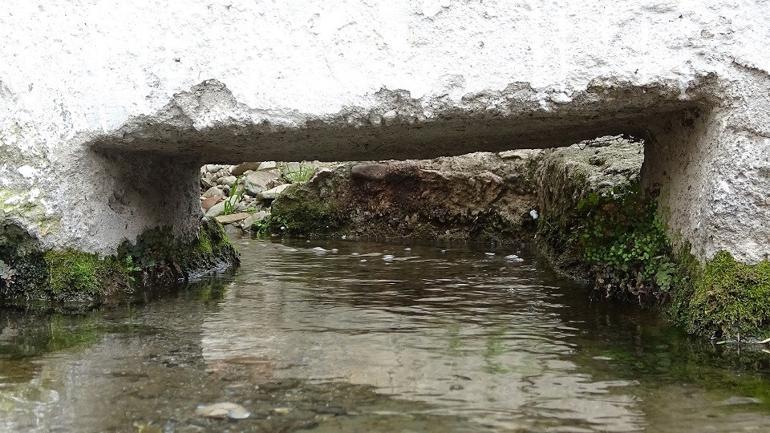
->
0;1;768;263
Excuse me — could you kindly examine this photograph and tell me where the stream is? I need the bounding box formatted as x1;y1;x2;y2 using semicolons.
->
1;237;770;432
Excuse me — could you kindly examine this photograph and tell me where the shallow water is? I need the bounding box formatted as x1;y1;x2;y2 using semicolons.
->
2;237;770;433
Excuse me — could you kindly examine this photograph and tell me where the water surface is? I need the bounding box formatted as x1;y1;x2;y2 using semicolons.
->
2;237;770;432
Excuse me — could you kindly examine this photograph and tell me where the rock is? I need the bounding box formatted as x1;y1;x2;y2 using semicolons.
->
505;254;524;263
200;174;215;189
224;223;242;238
260;184;292;199
258;161;278;171
205;164;229;173
217;175;237;186
205;201;226;218
202;186;225;199
230;162;261;176
244;170;281;195
351;163;390;181
215;212;251;224
195;402;250;420
284;161;302;172
201;195;222;211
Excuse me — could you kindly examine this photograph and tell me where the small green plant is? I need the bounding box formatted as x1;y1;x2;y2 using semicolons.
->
282;163;316;184
222;177;244;215
569;184;678;304
250;216;271;236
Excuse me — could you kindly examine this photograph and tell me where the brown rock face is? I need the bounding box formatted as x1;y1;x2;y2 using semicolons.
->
201;195;223;211
271;152;543;244
350;163;391;181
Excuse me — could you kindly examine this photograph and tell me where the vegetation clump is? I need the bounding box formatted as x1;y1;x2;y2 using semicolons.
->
571;185;678;304
539;170;770;339
670;251;770;340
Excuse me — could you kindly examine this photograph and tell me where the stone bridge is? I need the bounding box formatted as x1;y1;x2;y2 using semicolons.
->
1;0;768;265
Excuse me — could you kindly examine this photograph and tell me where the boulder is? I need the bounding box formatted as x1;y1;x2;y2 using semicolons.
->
202;186;225;199
201;195;222;211
230;162;261;176
244;170;281;195
217;176;237;187
205;201;226;218
258;161;278;171
260;184;292;199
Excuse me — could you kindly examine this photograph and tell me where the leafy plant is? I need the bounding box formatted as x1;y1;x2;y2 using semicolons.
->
572;184;679;304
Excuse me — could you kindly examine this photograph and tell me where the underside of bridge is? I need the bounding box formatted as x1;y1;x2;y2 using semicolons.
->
87;79;722;263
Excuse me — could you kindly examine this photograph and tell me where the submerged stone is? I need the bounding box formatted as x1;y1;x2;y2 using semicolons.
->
195;402;250;420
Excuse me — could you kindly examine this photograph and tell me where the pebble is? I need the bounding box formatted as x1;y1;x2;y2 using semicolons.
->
195;402;250;420
312;247;328;254
485;252;495;256
383;254;395;261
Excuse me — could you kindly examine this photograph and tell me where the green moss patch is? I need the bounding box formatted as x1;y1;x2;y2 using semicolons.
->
669;251;770;339
264;186;345;236
0;220;238;312
44;250;133;299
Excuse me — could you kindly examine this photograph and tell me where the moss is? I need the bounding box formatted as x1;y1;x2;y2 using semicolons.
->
668;251;770;339
267;189;345;236
43;250;134;300
0;219;238;312
116;219;238;286
45;250;106;295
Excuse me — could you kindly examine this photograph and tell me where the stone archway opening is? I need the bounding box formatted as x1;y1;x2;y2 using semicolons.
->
88;79;715;263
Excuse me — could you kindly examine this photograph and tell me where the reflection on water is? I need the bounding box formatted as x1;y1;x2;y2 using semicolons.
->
1;237;770;432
